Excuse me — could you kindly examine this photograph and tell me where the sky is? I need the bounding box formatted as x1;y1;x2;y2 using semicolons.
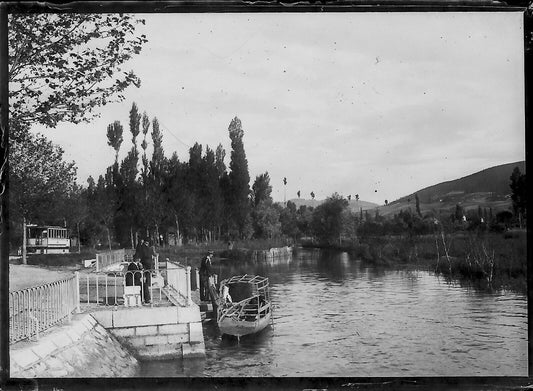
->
32;12;525;204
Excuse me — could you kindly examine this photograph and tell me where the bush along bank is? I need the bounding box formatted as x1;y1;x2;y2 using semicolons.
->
350;231;526;293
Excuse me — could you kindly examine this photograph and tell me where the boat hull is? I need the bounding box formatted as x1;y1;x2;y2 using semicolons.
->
218;310;272;337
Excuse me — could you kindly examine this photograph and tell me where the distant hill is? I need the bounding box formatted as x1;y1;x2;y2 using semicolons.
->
380;161;525;217
286;198;379;211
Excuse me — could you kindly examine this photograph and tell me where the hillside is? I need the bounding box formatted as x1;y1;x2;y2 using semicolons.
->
380;161;525;217
286;198;379;211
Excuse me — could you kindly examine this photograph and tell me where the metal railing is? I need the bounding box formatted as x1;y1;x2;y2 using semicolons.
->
79;261;192;308
95;248;157;272
9;274;80;344
166;261;192;305
78;270;161;308
96;249;126;272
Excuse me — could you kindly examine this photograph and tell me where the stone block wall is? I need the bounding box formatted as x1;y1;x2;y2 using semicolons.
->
10;314;139;378
92;305;205;361
110;321;205;360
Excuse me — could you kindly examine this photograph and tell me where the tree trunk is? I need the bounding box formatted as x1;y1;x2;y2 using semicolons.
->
175;214;180;246
22;217;27;265
106;226;112;251
130;227;134;249
77;221;81;253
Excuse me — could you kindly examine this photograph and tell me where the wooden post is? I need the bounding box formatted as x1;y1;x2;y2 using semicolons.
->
75;272;81;313
77;221;81;254
195;268;200;291
186;266;192;306
22;217;27;264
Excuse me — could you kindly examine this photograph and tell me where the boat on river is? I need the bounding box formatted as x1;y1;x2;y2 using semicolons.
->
216;274;272;337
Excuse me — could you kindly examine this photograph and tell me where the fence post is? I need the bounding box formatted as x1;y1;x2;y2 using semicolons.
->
195;268;200;292
75;272;81;313
186;266;192;306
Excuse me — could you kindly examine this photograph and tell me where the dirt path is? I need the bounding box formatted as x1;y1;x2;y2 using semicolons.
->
9;264;75;291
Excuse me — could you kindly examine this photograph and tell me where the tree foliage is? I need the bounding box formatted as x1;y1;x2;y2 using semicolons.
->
251;172;281;239
252;172;272;207
8;13;147;128
227;117;251;238
311;193;348;245
510;166;526;227
9;122;77;225
106;120;123;163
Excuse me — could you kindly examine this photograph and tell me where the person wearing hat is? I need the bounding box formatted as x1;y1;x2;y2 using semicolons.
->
134;237;157;304
199;251;214;301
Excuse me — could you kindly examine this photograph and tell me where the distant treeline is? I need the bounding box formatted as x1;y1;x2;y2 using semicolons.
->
10;103;285;249
9;101;527;255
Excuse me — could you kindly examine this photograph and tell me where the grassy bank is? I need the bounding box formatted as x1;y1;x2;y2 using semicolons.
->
11;239;286;270
155;239;290;268
10;250;97;268
346;231;526;293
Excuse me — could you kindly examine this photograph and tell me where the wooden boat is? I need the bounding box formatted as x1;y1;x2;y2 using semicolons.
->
216;274;272;337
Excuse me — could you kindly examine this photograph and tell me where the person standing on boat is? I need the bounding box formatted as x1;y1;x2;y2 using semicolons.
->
199;251;214;301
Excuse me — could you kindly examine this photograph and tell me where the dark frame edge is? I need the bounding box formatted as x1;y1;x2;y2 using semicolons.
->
1;0;528;14
0;1;10;386
0;1;530;388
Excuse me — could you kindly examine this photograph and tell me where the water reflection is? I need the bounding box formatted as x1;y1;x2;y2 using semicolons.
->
140;248;527;377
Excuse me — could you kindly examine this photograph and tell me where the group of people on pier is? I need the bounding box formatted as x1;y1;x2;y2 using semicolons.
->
126;237;157;304
125;236;216;305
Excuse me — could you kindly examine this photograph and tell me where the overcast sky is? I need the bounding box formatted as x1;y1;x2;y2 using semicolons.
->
34;12;525;204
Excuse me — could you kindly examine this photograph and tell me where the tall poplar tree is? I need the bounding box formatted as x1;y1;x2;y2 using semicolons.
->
106;120;123;165
227;117;251;238
148;117;166;243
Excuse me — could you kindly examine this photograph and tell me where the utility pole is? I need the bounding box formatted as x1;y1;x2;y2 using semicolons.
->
283;177;287;206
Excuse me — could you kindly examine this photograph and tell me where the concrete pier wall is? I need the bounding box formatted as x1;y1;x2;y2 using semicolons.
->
10;314;139;378
250;246;293;264
221;246;293;264
11;303;205;377
92;305;205;361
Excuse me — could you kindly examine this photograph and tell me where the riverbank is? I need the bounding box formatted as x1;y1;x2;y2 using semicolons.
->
302;231;526;293
157;240;292;268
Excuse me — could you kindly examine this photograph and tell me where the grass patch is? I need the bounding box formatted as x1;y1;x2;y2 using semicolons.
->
155;239;289;268
15;250;97;268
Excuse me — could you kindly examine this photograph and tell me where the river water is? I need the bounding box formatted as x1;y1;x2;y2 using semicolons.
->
139;248;527;377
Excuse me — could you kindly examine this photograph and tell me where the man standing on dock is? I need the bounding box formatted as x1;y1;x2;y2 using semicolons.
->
135;237;157;304
199;251;214;301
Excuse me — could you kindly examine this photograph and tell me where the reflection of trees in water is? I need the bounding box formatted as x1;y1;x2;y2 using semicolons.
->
214;259;296;286
358;262;387;280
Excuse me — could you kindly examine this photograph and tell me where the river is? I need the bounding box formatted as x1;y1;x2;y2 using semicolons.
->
139;248;527;377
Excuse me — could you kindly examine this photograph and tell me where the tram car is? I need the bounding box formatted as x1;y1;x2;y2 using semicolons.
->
26;225;71;254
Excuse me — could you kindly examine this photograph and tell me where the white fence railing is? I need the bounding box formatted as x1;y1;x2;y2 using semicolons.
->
9;275;80;344
95;249;156;272
96;249;125;272
79;261;192;308
166;261;192;305
78;269;162;308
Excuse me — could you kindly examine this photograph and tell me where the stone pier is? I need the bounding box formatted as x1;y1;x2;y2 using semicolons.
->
92;305;205;360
